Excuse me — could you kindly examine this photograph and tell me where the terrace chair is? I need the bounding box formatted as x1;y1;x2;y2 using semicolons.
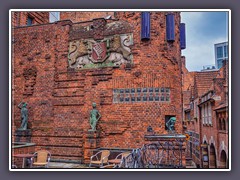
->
30;150;51;168
89;150;110;167
109;151;131;166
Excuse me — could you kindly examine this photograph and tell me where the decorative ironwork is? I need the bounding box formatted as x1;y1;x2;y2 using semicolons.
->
118;137;185;168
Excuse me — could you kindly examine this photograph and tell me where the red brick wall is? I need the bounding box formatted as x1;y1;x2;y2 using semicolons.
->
60;12;114;23
12;12;183;161
12;12;49;27
217;110;228;161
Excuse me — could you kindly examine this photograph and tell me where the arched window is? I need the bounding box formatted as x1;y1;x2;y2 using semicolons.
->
220;150;227;168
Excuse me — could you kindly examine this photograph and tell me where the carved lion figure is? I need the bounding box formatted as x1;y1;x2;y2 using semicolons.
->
68;40;88;66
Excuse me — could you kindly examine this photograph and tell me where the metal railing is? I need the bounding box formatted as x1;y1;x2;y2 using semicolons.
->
118;140;185;168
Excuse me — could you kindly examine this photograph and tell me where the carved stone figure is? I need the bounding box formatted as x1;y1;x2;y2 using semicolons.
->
18;102;28;130
109;35;132;62
166;117;176;132
68;33;133;69
68;19;134;70
68;40;88;66
89;103;101;131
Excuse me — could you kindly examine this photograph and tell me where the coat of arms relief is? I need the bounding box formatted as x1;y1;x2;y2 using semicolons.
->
68;19;134;70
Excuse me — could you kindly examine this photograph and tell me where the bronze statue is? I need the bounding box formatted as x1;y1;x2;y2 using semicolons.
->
89;103;101;131
18;102;28;130
166;117;176;132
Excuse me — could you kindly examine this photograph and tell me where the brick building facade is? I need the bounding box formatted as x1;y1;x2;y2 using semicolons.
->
183;61;229;168
12;11;185;163
11;12;49;27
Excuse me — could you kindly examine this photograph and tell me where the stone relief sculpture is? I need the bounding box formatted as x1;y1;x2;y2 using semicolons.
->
68;20;133;70
89;103;101;131
18;102;28;130
68;40;88;67
68;34;133;69
166;117;176;132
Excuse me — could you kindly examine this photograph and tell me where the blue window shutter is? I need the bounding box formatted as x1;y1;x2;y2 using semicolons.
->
141;12;150;40
180;23;186;49
166;14;175;41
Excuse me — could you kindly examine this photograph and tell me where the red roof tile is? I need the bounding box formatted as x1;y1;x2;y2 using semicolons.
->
194;71;218;97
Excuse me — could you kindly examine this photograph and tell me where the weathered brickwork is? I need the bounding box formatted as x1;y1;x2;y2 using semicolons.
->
60;12;115;23
12;12;49;27
12;12;183;162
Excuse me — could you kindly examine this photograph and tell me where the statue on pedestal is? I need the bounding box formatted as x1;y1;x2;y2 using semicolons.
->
166;117;176;132
89;103;101;131
18;102;28;130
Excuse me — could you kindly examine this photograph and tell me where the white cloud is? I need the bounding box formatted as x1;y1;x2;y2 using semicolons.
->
182;37;227;71
181;12;228;71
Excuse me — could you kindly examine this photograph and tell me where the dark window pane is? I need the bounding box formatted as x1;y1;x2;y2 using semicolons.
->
27;17;33;26
217;47;223;58
155;88;159;92
161;96;165;101
166;96;170;101
113;89;119;93
224;45;228;57
143;97;147;101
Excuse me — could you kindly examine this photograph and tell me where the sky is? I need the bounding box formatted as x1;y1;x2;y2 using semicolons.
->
181;11;229;71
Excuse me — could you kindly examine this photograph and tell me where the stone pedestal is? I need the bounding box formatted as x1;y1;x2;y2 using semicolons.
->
14;129;32;143
144;134;186;168
83;130;100;164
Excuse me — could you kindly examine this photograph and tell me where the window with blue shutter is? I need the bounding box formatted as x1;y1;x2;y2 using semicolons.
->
166;14;175;41
180;23;186;49
141;12;150;40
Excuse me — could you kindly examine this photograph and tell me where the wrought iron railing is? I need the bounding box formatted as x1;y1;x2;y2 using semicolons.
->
118;140;185;168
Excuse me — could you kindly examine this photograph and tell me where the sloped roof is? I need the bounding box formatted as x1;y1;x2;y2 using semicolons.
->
194;71;219;97
214;103;228;111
